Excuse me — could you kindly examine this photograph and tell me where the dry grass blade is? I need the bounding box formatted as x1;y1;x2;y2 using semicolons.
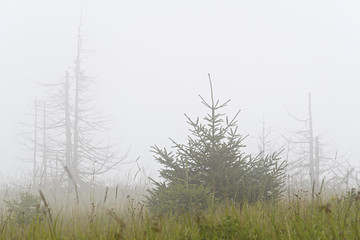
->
104;187;109;204
39;190;53;223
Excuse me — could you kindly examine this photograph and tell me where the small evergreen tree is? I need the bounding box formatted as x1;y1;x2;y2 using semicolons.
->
146;75;285;214
5;192;46;225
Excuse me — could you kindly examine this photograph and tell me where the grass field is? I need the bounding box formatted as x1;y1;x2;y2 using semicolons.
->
1;189;360;239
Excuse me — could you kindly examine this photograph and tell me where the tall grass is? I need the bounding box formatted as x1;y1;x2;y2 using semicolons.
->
1;189;360;239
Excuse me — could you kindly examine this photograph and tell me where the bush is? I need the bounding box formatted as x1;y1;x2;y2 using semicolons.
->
4;191;45;225
146;77;285;214
146;182;212;215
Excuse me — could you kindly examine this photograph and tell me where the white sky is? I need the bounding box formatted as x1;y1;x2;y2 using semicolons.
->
0;0;360;180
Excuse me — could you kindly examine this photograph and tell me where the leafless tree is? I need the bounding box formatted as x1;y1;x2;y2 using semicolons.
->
21;21;127;191
257;118;277;158
285;93;354;197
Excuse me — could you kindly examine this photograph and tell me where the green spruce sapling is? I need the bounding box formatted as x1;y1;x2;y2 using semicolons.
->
146;75;285;214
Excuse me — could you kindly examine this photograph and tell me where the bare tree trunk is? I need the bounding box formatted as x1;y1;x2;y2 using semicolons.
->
42;101;47;186
315;136;320;190
65;71;72;170
73;23;82;185
258;118;272;158
33;99;38;190
308;93;315;199
261;119;266;158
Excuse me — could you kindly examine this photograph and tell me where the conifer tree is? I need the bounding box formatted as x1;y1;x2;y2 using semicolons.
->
147;75;285;214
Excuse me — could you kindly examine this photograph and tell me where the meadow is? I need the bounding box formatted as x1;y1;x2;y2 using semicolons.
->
1;187;359;240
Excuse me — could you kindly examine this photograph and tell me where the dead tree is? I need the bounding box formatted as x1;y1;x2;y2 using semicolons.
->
285;93;354;196
18;98;47;191
40;101;47;186
19;21;128;192
308;93;315;190
257;118;277;158
36;22;127;189
33;99;38;189
68;22;127;187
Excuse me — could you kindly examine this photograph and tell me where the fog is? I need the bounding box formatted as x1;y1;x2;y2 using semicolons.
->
1;0;360;184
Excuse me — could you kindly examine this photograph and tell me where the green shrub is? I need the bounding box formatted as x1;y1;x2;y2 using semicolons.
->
146;182;212;215
196;215;242;240
4;191;45;225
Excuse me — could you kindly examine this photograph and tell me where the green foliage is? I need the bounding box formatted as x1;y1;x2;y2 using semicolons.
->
146;182;212;215
146;78;285;214
196;215;242;239
4;191;45;226
2;197;360;239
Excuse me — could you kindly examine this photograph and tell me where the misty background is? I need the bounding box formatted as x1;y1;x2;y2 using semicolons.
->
0;0;359;182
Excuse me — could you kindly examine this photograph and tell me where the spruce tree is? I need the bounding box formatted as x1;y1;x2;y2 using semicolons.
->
147;75;285;214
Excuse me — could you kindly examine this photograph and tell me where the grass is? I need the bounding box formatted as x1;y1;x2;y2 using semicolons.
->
1;190;360;239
